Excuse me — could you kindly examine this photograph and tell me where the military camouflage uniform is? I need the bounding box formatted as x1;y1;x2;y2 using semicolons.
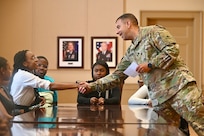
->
89;25;204;135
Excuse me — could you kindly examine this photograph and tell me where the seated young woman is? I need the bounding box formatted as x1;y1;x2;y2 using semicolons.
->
0;56;14;118
9;50;78;112
77;60;122;105
34;56;58;107
128;80;151;105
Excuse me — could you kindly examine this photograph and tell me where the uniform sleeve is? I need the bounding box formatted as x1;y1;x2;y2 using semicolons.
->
89;56;130;92
150;26;179;69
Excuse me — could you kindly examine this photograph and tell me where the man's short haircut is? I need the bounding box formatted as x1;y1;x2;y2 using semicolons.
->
116;13;138;26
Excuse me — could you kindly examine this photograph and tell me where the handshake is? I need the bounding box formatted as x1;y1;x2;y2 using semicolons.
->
76;80;92;94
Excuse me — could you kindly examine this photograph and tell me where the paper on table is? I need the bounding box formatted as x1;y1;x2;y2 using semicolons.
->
123;62;139;77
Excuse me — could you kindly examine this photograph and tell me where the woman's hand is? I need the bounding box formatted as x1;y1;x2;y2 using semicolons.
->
90;97;98;105
98;97;105;105
148;100;152;107
39;96;46;106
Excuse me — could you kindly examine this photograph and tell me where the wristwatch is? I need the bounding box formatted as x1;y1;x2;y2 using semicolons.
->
148;63;153;69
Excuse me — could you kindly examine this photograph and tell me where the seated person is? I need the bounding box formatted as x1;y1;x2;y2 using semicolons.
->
0;56;24;117
10;50;78;112
128;79;151;105
0;56;14;119
77;60;122;105
34;56;58;107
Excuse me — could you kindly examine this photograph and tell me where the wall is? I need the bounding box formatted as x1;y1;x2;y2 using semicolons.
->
0;0;203;104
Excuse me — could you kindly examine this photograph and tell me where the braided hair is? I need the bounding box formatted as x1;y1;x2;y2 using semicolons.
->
9;50;28;89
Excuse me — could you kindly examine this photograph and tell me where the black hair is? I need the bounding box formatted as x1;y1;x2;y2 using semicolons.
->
116;13;138;26
9;50;28;89
37;56;48;65
0;56;8;69
12;50;28;74
87;60;110;83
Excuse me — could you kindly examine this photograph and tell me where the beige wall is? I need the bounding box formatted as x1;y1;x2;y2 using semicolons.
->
0;0;203;104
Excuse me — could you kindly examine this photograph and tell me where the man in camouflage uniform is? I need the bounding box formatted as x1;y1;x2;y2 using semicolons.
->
79;13;204;135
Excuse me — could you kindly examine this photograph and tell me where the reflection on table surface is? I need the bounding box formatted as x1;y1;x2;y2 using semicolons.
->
10;104;187;136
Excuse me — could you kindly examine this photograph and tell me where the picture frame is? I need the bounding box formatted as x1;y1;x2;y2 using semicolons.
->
91;37;118;68
57;36;84;68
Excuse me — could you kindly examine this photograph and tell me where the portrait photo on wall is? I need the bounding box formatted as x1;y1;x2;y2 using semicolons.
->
91;37;117;68
57;37;84;68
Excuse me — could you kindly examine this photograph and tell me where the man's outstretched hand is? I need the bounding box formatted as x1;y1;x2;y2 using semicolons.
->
78;81;92;94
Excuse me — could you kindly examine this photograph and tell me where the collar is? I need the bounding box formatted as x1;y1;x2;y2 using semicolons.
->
132;26;142;45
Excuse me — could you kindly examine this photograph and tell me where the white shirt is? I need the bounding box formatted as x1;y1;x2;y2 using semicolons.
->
128;105;158;129
11;111;50;136
128;85;150;105
10;69;50;106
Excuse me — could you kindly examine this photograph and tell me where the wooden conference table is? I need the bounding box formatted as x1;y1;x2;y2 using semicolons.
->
11;103;187;136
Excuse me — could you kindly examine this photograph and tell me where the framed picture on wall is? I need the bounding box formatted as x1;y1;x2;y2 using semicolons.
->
57;36;84;68
91;37;118;68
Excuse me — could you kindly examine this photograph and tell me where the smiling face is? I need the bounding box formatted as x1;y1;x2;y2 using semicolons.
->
116;18;131;40
23;51;38;71
35;58;48;78
116;17;139;41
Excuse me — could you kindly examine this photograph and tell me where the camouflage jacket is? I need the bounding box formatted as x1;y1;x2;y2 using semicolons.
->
90;25;196;105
